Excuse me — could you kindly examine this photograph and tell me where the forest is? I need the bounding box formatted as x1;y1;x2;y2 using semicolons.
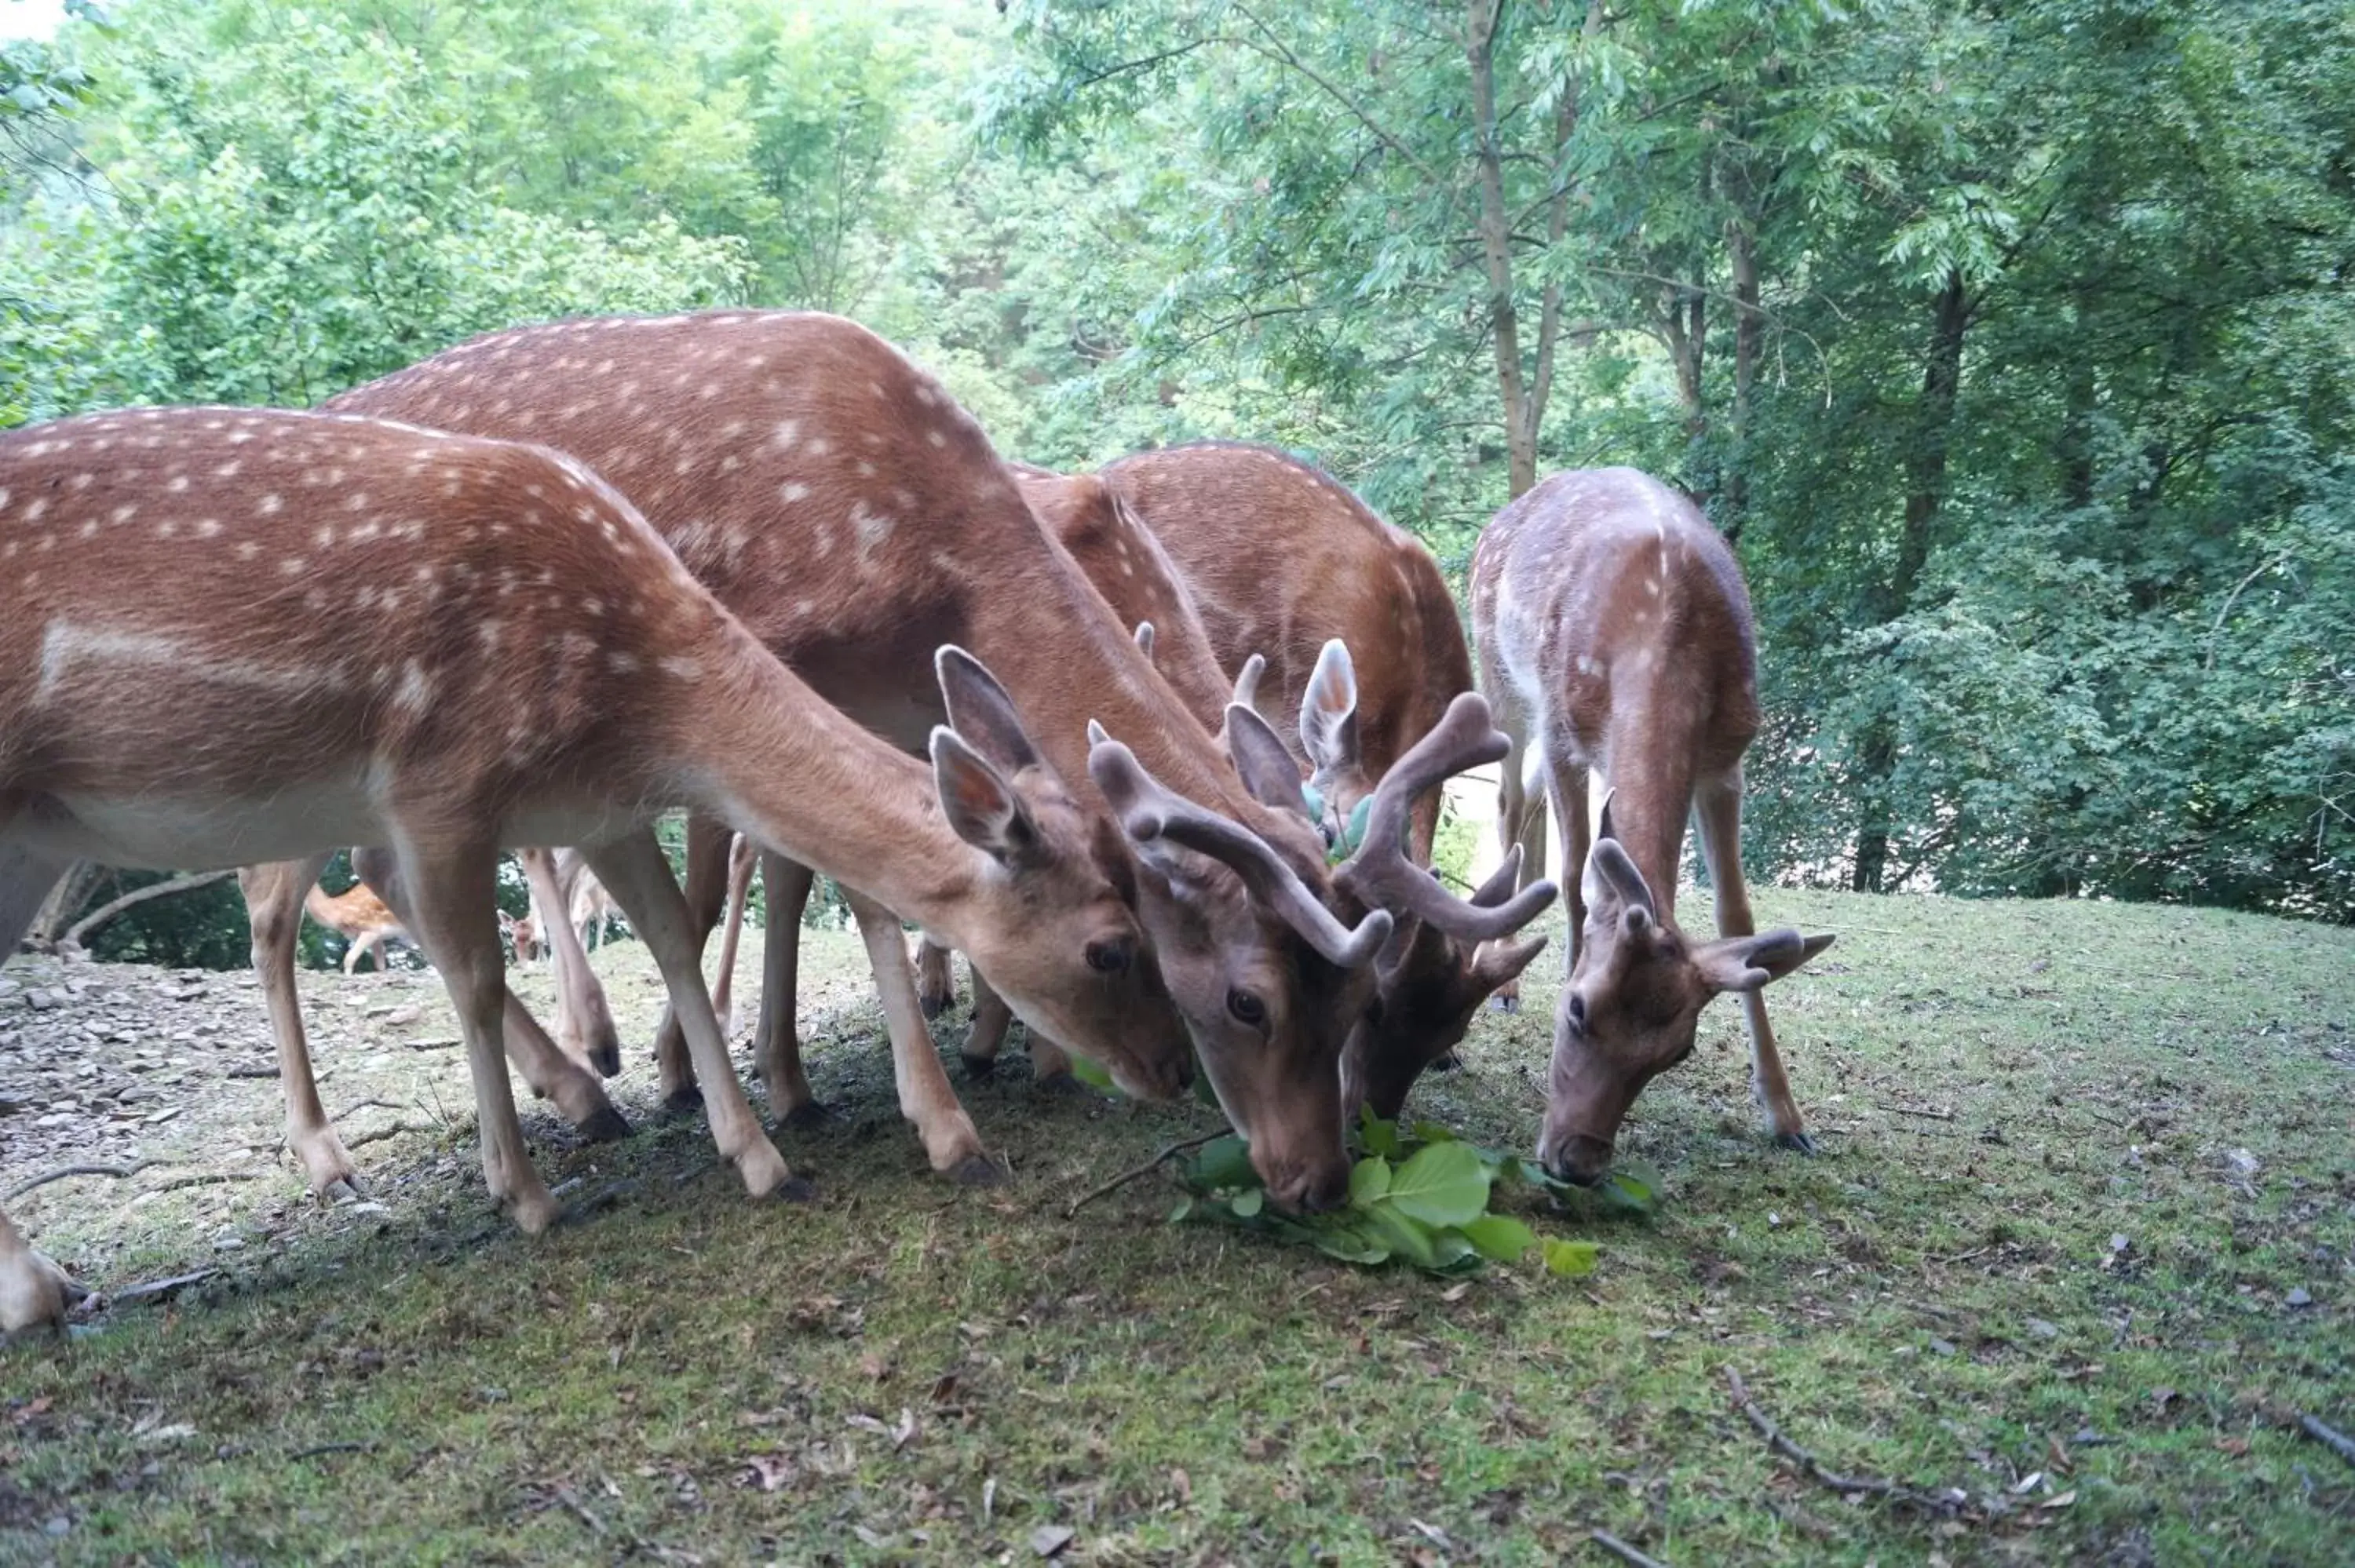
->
2;0;2351;964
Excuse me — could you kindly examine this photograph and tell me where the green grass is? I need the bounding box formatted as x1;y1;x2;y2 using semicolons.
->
4;890;2352;1564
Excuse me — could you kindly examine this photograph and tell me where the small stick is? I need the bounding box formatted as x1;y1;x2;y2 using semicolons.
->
346;1122;436;1150
551;1486;608;1538
1725;1368;1967;1517
108;1268;218;1307
145;1171;264;1194
8;1160;156;1200
1879;1103;1956;1121
334;1096;407;1122
1590;1528;1673;1567
1064;1130;1227;1217
2301;1413;2355;1470
289;1440;375;1461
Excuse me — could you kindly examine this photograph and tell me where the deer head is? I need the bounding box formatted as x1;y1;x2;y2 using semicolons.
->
1537;799;1833;1184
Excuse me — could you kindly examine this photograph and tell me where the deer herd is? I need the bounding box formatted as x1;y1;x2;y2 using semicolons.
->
0;310;1831;1336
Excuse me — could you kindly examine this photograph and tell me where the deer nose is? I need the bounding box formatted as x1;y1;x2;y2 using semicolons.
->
1266;1156;1351;1216
1541;1133;1615;1187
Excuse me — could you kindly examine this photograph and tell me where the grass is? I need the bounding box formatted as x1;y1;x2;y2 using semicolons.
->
3;888;2352;1565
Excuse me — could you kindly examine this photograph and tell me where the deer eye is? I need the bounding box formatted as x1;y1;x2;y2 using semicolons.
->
1226;988;1266;1026
1565;993;1589;1034
1085;939;1130;975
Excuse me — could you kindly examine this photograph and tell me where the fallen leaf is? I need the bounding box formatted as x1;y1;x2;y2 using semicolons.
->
1170;1467;1192;1505
2284;1287;2313;1308
1440;1282;1471;1304
2039;1490;2077;1509
741;1453;794;1493
2215;1436;2250;1457
1030;1524;1075;1558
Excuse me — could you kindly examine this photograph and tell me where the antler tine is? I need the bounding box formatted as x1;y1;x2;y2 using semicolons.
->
1089;735;1391;972
1232;652;1267;714
1471;844;1524;907
1335;692;1560;943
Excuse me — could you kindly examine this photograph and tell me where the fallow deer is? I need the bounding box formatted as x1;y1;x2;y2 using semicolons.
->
302;873;410;973
324;311;1522;1209
1470;467;1834;1185
1064;444;1550;1118
0;405;1174;1331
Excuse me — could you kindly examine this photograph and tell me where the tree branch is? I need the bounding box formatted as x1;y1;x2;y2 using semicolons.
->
64;870;239;947
1228;2;1438;181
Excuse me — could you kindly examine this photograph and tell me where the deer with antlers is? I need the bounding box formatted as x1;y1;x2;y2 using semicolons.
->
1470;467;1834;1185
0;403;1185;1332
1006;445;1547;1118
312;312;1540;1210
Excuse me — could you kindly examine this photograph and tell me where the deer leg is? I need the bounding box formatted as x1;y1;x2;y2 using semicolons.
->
242;853;362;1197
1695;769;1811;1153
357;846;626;1141
0;841;86;1334
753;854;821;1125
915;938;958;1019
389;833;559;1233
648;817;734;1109
842;890;992;1182
0;1204;82;1336
521;847;622;1080
1488;698;1548;1010
1544;738;1591;982
710;833;755;1037
582;832;794;1199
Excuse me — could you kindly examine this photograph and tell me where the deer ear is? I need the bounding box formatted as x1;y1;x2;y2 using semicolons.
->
1225;702;1309;818
930;727;1042;866
1595;789;1620;844
1693;928;1834;994
1298;639;1360;774
1231;651;1267;716
936;645;1041;775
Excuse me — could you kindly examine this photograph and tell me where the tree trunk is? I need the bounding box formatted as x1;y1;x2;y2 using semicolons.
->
1466;0;1535;498
63;870;239;948
1724;203;1762;536
1853;267;1972;893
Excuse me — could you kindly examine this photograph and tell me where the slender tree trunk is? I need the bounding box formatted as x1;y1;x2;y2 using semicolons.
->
1466;0;1535;498
31;862;102;944
1724;201;1762;536
1853;267;1971;893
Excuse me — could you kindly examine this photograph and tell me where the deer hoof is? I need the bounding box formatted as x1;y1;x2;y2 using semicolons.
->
947;1154;1005;1188
1773;1129;1818;1157
764;1174;819;1204
1488;993;1520;1013
779;1099;838;1132
323;1174;367;1203
958;1052;998;1083
579;1105;633;1144
661;1085;705;1116
589;1042;623;1078
1426;1051;1466;1074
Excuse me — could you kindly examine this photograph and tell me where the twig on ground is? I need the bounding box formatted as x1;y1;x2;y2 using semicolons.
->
289;1440;375;1462
345;1122;436;1150
144;1171;264;1194
1590;1528;1674;1567
108;1269;217;1307
1879;1103;1956;1121
2300;1413;2355;1470
1725;1367;1970;1517
334;1097;406;1122
1064;1130;1228;1217
8;1160;157;1200
552;1486;608;1538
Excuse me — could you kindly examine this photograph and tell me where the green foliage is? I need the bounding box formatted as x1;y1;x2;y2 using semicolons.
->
1169;1109;1641;1276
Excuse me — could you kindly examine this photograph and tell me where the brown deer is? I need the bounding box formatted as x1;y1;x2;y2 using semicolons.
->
1066;444;1550;1118
1470;468;1833;1184
323;311;1520;1209
0;404;1177;1330
302;873;409;973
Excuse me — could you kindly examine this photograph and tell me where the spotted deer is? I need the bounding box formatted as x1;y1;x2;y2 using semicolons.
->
323;310;1524;1210
1071;443;1551;1118
1470;467;1833;1184
0;405;1173;1331
301;873;410;973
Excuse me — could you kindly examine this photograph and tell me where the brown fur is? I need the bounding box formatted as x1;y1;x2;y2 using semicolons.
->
324;312;1399;1208
0;405;1169;1326
302;877;407;973
1470;468;1832;1183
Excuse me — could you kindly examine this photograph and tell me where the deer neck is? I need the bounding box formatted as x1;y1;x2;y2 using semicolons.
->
1601;704;1699;925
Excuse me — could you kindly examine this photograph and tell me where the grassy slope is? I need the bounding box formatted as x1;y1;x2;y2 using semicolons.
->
2;889;2351;1566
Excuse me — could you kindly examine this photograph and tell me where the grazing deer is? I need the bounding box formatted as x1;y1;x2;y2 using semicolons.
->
324;311;1524;1209
1068;444;1550;1117
302;873;409;973
502;904;545;961
0;405;1172;1331
1470;468;1834;1184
